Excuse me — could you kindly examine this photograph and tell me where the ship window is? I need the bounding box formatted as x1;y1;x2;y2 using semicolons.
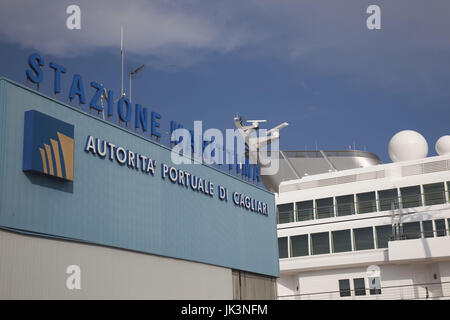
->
422;220;434;238
402;222;421;239
277;203;294;224
369;277;382;295
339;279;351;297
353;278;366;296
448;181;450;200
311;232;330;255
378;189;399;211
423;183;445;206
353;227;374;250
400;186;422;208
316;198;334;219
336;195;355;216
290;235;309;257
296;200;314;221
375;225;393;248
435;219;446;237
278;237;288;258
357;192;377;214
332;230;352;253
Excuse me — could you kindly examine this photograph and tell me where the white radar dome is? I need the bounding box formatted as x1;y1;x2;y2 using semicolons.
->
388;130;428;162
436;135;450;155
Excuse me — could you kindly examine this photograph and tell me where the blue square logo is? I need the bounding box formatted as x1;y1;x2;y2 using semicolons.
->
23;110;74;181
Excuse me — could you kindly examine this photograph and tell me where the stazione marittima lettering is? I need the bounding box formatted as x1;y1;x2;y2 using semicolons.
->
26;53;163;138
25;52;262;183
84;135;269;216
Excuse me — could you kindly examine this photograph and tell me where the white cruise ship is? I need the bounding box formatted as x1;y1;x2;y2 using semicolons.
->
270;131;450;300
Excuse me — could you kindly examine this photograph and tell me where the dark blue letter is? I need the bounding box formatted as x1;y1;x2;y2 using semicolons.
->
49;62;66;95
118;97;132;122
151;112;161;138
107;90;114;117
69;74;86;104
135;104;149;132
26;53;44;84
89;82;104;112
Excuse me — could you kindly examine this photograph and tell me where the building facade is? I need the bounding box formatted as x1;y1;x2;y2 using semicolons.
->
276;152;450;299
0;78;279;299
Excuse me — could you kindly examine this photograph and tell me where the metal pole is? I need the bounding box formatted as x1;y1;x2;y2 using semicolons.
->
280;150;301;179
121;27;124;97
128;65;144;130
129;72;132;104
130;72;134;131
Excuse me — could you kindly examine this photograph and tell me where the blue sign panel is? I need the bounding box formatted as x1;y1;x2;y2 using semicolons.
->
23;110;74;181
0;78;279;278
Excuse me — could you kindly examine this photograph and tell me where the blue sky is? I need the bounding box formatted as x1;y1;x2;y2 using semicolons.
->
0;0;449;163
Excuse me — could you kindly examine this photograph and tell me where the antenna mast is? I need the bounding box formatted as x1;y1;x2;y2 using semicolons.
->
129;64;145;104
121;27;124;98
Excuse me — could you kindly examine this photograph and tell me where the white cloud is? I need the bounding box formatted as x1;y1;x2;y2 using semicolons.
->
1;0;450;91
0;0;248;60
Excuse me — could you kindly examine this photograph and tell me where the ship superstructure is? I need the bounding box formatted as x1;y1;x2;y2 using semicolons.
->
273;131;450;299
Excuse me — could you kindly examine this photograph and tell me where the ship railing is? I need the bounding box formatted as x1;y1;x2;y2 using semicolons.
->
388;228;450;241
280;150;381;161
278;281;450;300
277;191;449;224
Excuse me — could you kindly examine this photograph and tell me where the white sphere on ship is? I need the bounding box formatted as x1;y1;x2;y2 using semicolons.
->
388;130;428;162
436;135;450;155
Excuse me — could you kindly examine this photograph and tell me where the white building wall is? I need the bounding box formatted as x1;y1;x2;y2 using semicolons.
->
0;230;233;299
276;155;450;299
277;274;299;297
297;266;369;296
438;261;450;297
278;261;450;300
389;237;450;261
